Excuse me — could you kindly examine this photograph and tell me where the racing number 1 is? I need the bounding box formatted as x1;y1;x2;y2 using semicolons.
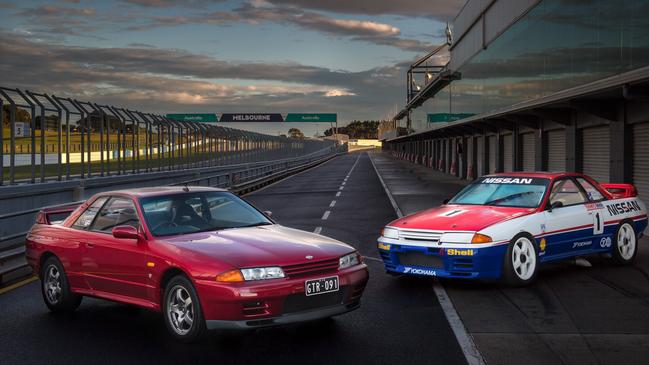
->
593;211;604;235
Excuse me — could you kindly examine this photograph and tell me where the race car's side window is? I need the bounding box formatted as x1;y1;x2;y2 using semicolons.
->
548;178;588;207
71;197;109;230
90;197;141;234
575;177;605;202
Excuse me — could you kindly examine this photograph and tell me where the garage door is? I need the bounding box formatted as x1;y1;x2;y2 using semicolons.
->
521;132;535;171
476;136;484;177
546;129;565;172
633;122;649;205
488;135;497;174
466;136;474;179
502;134;513;172
582;125;610;182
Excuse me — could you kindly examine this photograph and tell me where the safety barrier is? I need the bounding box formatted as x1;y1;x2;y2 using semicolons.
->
0;86;333;185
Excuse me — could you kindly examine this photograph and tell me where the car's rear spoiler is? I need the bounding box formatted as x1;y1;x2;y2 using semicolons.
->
36;201;84;225
600;183;637;199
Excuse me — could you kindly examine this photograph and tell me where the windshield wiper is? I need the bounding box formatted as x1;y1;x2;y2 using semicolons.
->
235;222;273;228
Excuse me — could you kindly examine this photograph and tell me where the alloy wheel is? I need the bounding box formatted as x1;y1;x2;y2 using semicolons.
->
512;237;536;281
167;285;195;335
44;265;62;305
617;223;636;261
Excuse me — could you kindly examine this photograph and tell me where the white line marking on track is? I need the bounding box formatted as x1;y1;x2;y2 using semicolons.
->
335;191;341;197
321;211;331;220
242;154;341;197
329;200;336;207
313;227;322;234
368;152;485;365
341;181;346;185
339;186;344;190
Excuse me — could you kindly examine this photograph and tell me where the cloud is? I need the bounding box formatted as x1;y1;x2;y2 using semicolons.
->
17;5;96;17
121;0;223;7
13;5;99;37
263;0;461;20
128;3;433;52
0;31;408;120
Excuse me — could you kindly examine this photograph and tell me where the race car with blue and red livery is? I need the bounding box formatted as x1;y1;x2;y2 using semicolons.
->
377;172;647;285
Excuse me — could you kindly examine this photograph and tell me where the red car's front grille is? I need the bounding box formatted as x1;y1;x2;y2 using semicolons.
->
282;258;339;278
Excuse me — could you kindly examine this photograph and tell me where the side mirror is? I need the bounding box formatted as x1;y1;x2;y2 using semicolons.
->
547;201;563;212
263;210;273;218
112;225;143;240
442;199;450;205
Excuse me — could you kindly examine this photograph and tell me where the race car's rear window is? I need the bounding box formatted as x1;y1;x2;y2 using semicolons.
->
450;177;549;208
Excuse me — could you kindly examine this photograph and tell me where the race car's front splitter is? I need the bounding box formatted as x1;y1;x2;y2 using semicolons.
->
378;242;508;280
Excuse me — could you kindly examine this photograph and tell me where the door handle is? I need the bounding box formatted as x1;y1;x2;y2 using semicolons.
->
85;242;95;248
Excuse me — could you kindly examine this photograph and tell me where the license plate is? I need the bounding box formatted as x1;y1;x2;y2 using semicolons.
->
305;276;339;296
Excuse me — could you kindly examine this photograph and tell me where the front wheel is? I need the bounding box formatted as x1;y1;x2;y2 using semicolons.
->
163;275;206;343
41;256;82;312
503;235;539;286
611;222;637;265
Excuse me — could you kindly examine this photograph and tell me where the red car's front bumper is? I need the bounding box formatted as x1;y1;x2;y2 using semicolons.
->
194;264;369;329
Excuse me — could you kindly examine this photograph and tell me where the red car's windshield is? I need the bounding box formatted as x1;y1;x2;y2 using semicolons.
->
140;192;272;237
449;177;550;208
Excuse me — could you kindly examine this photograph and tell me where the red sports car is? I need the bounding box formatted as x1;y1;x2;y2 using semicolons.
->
26;187;368;342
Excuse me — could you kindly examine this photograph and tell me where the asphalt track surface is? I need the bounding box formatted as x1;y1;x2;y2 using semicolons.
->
0;152;467;365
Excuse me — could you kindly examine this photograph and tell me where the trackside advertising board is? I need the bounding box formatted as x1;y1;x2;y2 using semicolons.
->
285;113;337;123
166;114;218;123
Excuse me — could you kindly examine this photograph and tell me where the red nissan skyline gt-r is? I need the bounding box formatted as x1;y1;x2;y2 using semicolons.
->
25;187;368;342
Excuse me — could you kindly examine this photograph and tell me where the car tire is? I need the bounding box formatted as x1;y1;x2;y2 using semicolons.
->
163;275;206;343
503;234;539;286
41;256;82;312
611;221;637;265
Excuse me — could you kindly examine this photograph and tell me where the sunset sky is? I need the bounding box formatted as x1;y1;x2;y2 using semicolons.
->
0;0;461;135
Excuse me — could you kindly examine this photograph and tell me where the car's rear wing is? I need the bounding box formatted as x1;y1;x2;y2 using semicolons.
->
36;201;84;225
600;183;638;199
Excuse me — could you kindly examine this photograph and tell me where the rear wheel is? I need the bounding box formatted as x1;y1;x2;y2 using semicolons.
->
163;275;206;343
503;235;539;286
41;256;82;312
611;222;637;265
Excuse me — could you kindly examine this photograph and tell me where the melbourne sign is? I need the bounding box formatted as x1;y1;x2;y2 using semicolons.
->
220;113;284;122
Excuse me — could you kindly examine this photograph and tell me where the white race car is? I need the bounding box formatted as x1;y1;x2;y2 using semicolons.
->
377;172;647;285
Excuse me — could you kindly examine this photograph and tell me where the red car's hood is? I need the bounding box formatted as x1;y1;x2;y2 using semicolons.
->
389;204;536;232
161;225;353;268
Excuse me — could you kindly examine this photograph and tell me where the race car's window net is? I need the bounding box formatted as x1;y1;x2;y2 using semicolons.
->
576;178;605;202
549;179;588;207
450;177;548;208
71;197;108;230
140;191;272;237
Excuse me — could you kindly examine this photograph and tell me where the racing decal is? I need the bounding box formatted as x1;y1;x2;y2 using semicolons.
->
482;177;533;184
572;240;592;248
403;267;437;276
539;238;547;253
439;209;467;217
585;202;605;211
593;210;604;235
606;201;641;216
600;237;612;248
446;249;474;256
377;243;391;251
